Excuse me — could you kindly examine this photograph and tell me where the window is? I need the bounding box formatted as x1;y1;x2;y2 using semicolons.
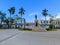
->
41;21;42;24
46;21;48;23
44;21;48;24
44;21;45;23
58;21;60;24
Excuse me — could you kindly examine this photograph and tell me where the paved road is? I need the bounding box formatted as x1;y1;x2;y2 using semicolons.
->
0;29;21;42
0;29;60;45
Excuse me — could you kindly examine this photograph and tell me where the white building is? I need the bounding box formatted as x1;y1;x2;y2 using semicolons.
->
38;18;60;28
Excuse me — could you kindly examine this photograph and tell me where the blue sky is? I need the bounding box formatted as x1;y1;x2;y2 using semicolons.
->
0;0;60;22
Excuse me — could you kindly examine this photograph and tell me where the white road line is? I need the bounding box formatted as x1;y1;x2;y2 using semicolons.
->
0;31;25;43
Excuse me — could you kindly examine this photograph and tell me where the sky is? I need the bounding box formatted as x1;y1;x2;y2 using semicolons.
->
0;0;60;22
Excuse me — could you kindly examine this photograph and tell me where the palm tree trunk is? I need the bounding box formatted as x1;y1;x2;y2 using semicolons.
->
1;19;2;24
21;14;22;28
15;21;17;29
9;14;11;28
24;19;25;29
45;16;46;24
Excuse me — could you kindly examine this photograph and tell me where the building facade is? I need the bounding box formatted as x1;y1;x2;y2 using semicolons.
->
38;18;60;28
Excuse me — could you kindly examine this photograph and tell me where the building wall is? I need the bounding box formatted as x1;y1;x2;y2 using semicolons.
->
38;19;60;28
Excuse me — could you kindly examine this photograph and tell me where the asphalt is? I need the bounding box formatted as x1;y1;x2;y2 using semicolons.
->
0;29;60;45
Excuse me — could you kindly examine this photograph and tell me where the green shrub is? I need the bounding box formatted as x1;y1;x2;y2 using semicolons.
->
49;24;55;29
46;28;56;31
19;28;32;31
46;28;50;31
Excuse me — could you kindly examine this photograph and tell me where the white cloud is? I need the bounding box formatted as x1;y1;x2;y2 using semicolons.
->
45;13;60;20
41;16;50;20
29;12;39;16
29;12;60;20
42;13;60;20
55;13;60;18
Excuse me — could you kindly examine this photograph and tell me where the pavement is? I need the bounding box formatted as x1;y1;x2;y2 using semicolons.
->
0;29;60;45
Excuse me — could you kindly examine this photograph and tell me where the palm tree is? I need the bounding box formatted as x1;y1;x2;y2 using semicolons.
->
0;11;3;24
18;7;25;28
15;14;21;28
0;11;6;28
49;14;57;24
8;7;15;18
42;9;48;24
15;14;21;20
23;18;26;29
49;14;55;29
5;19;9;24
49;14;57;29
8;7;15;28
0;11;6;24
1;13;6;23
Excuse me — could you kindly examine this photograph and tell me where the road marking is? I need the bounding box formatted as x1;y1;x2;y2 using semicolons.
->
0;31;24;43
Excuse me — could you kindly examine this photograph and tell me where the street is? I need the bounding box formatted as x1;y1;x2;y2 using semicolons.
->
0;29;60;45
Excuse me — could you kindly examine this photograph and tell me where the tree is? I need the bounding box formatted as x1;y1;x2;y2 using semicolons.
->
23;18;26;29
4;19;9;24
0;11;3;24
8;7;15;28
49;14;56;29
0;11;6;24
8;7;15;18
15;14;21;20
1;13;6;22
15;14;21;28
18;7;25;28
5;18;14;28
0;11;6;28
4;18;9;28
42;9;48;24
49;14;57;24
